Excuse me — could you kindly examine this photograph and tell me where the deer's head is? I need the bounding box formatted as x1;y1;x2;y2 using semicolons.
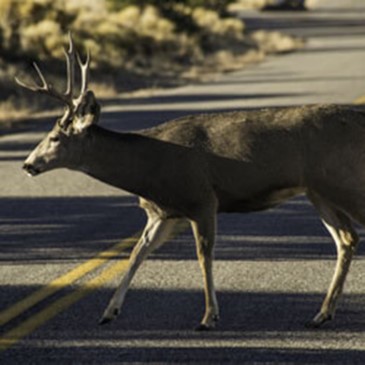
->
16;34;100;176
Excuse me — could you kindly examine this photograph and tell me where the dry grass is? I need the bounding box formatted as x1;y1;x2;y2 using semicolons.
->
0;99;31;126
229;0;269;10
251;30;305;54
88;82;119;99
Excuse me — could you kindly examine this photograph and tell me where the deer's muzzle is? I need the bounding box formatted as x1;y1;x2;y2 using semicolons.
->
23;163;40;177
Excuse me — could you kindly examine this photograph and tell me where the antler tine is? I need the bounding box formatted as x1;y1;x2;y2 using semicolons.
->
64;31;76;98
14;69;39;93
14;62;48;92
77;48;91;97
33;62;47;89
15;62;73;108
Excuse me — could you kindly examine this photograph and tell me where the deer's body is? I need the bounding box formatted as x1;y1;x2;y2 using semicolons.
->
18;35;365;330
80;104;365;218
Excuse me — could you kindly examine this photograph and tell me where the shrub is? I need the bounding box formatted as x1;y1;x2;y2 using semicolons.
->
107;0;236;14
0;0;243;69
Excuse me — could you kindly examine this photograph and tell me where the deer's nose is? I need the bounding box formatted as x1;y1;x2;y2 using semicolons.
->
23;163;40;176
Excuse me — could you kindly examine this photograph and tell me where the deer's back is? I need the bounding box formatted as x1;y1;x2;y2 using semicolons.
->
140;104;365;213
143;104;365;158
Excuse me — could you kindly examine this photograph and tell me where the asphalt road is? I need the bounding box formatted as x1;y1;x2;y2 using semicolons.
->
1;0;365;364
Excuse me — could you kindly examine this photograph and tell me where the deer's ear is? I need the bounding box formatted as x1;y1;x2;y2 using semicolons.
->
73;91;100;133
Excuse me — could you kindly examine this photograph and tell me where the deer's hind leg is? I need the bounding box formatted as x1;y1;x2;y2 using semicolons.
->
306;191;359;328
190;206;219;331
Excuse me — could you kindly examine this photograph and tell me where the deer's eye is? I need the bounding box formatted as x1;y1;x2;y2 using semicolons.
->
50;136;60;143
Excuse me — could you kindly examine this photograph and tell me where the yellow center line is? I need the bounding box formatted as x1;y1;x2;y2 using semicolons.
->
354;95;365;105
0;220;189;352
0;258;130;352
0;232;140;327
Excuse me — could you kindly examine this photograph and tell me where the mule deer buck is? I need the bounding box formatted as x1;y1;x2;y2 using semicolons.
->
17;34;364;330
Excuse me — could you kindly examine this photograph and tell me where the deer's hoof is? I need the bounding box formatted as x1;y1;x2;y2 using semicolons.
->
305;313;333;329
195;323;212;331
99;317;112;326
99;308;120;325
195;314;219;331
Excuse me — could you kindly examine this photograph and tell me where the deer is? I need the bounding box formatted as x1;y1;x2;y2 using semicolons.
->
16;34;365;331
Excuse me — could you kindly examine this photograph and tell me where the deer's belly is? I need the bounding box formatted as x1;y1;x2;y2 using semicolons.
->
217;187;304;213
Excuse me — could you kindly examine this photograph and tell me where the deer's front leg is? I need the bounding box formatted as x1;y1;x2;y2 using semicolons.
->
190;210;219;330
99;216;178;325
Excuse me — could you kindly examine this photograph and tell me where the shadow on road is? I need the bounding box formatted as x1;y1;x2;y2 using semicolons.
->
1;195;365;264
0;196;143;264
102;92;310;108
1;285;365;363
3;343;365;364
241;6;365;38
153;196;365;261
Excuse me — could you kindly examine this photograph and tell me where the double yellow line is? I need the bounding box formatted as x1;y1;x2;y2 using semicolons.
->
0;232;139;352
354;95;365;105
0;221;188;352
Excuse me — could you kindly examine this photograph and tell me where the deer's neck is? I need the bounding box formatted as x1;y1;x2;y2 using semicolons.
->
78;125;159;198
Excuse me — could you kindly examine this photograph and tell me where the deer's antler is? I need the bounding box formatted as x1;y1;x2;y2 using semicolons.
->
15;32;91;128
77;49;91;98
64;32;76;99
15;60;74;110
15;33;78;110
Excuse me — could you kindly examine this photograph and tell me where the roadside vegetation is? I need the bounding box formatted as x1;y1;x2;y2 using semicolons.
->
0;0;304;124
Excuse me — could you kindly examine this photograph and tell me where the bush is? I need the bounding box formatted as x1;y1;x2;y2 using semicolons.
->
0;0;76;59
106;0;237;34
107;0;236;14
0;0;302;112
0;0;244;72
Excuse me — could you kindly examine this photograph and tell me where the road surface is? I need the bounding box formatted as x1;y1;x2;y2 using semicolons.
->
1;0;365;363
